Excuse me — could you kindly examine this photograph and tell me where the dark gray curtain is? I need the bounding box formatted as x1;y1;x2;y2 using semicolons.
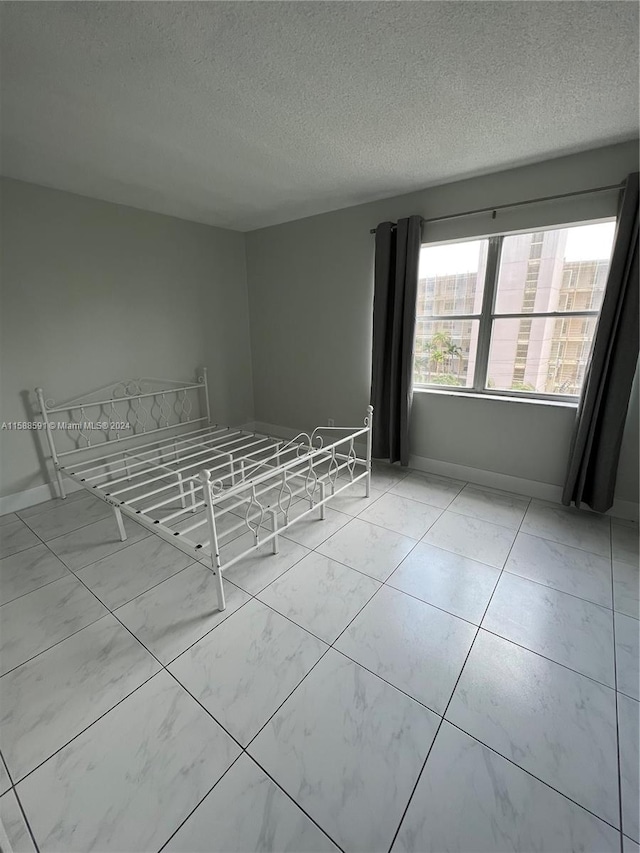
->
370;215;421;466
563;172;639;513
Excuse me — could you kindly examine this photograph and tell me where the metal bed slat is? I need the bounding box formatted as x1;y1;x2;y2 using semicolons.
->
97;432;275;486
103;437;278;498
78;429;248;483
66;425;230;473
56;417;210;458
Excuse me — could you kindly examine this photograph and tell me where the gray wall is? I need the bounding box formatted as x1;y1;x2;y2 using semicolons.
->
246;140;639;503
0;178;254;497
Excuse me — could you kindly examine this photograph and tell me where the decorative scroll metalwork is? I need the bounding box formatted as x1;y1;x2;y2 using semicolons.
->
277;471;295;522
327;447;340;490
37;373;211;458
303;458;318;501
346;437;357;479
175;389;193;422
245;485;265;541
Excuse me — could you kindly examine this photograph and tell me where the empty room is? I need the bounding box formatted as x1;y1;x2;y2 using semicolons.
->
0;2;638;852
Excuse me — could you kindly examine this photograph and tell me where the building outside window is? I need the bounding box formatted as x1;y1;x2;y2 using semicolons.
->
413;220;616;399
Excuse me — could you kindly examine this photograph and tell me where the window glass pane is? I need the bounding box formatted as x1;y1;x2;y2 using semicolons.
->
487;316;598;395
414;319;479;387
494;222;616;315
417;240;488;316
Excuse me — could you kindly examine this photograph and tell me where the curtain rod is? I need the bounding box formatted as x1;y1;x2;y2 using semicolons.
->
368;181;624;234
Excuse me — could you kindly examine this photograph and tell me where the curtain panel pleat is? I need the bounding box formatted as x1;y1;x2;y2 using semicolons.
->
562;172;639;513
370;216;421;466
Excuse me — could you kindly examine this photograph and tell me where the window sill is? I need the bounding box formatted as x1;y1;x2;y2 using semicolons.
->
413;387;579;408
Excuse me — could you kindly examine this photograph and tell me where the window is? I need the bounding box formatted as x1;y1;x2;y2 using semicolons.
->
413;220;616;400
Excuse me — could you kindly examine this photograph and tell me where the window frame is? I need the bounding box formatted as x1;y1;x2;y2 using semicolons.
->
413;218;615;404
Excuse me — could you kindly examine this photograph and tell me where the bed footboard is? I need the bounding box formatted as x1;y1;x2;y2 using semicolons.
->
198;406;374;610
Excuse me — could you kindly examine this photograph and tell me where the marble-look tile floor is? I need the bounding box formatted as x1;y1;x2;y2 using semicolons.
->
0;467;638;852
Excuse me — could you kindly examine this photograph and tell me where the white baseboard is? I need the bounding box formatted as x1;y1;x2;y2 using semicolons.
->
408;453;563;502
608;498;640;523
0;480;84;515
408;453;639;522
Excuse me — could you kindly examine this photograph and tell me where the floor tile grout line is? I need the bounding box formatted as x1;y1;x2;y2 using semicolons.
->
332;496;621;674
617;685;640;703
89;577;264;757
9;778;41;853
45;526;155;574
439;504;528;531
18;492;244;570
342;504;445;542
7;669;162;789
155;752;247;853
242;511;422;753
244;583;382;751
321;496;615;567
474;494;533;635
159;740;343;853
442;717;624;834
386;493;532;853
18;504;122;545
235;512;432;840
477;626;617;691
162;609;347;851
328;645;444;717
308;547;410;586
0;561;241;681
243;754;347;853
501;564;615;611
37;505;364;786
382;579;483;629
441;501;623;835
5;526;258;784
18;530;259;775
0;608;111;680
87;557;200;613
7;524;277;614
2;512;309;683
517;520;614;559
13;488;121;522
0;566;76;609
0;540;44;561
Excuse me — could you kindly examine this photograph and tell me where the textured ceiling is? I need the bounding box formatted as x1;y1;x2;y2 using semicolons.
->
1;2;638;231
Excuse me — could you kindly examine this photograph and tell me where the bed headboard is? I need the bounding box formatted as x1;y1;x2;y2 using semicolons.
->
35;367;211;463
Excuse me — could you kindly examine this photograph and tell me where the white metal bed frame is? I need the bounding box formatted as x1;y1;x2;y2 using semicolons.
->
35;368;373;612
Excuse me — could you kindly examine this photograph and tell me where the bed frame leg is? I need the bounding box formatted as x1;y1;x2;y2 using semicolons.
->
319;482;326;520
201;468;226;612
36;388;67;500
177;472;186;509
54;468;67;500
114;507;127;541
365;405;374;498
270;509;279;554
189;480;197;513
212;557;226;612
